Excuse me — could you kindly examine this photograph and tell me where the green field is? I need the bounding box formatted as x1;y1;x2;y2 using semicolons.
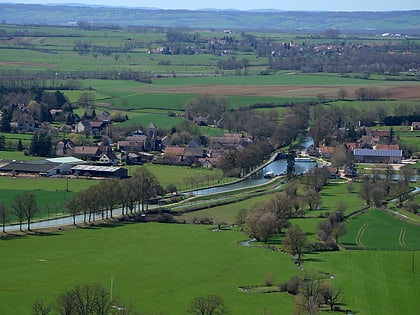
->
305;249;420;315
0;223;297;315
340;208;420;250
1;220;419;314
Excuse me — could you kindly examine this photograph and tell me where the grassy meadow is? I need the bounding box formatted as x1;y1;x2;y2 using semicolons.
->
0;223;297;315
1;218;419;314
340;208;420;250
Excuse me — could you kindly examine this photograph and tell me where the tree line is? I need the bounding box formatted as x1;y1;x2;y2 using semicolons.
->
65;168;161;225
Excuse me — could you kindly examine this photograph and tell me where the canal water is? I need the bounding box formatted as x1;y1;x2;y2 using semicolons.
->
191;158;317;195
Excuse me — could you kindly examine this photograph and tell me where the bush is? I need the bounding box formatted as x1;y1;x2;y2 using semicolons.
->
157;213;176;223
286;276;304;295
310;241;339;252
265;272;275;286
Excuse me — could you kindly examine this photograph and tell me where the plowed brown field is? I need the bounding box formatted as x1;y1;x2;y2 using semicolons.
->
160;84;420;100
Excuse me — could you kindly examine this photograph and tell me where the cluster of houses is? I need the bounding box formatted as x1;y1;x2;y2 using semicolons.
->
2;100;418;179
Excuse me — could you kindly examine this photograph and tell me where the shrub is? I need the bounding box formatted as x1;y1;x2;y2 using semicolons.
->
265;272;275;286
286;276;304;295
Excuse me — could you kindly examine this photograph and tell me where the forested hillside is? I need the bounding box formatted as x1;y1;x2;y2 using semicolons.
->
0;3;419;33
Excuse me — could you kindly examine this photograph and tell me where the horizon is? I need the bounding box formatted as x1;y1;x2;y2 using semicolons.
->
2;0;420;11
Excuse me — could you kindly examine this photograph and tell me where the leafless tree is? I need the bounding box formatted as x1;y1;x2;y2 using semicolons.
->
57;283;112;315
337;87;348;100
0;202;9;233
131;167;160;212
304;189;321;211
99;179;122;219
32;300;52;315
235;208;247;231
319;281;343;311
64;197;81;225
294;278;321;315
246;203;278;243
283;225;307;265
188;295;229;315
13;191;39;231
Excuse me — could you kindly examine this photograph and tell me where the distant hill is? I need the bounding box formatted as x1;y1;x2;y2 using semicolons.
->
0;3;419;34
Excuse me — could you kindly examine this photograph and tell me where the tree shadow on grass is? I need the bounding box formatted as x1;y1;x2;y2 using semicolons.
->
80;220;135;230
31;231;62;237
304;252;324;263
0;233;27;241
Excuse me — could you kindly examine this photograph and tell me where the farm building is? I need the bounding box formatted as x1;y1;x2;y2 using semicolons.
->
353;149;402;164
0;157;85;177
71;165;128;178
0;160;64;176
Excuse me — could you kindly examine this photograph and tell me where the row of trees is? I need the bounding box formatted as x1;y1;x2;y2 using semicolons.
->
65;168;161;225
0;191;39;232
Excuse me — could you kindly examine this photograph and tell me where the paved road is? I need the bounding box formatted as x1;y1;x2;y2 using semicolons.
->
4;207;130;232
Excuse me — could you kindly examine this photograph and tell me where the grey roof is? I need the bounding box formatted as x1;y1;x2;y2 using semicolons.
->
71;165;122;173
353;149;402;157
0;160;60;173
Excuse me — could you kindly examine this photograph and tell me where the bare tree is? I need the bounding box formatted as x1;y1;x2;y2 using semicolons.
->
59;283;112;315
304;189;321;211
13;192;39;231
188;295;229;315
0;202;9;233
65;197;81;225
32;300;52;315
99;179;122;219
294;278;321;315
359;180;374;207
337;87;348;100
283;225;307;266
235;208;247;231
132;167;160;212
319;281;343;311
246;203;278;243
306;167;329;192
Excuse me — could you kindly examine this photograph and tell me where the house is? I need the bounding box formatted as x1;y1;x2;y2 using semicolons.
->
318;146;335;159
117;140;145;152
192;115;209;126
89;121;106;137
56;139;76;156
72;146;102;161
369;129;391;144
374;144;400;150
353;149;402;164
183;141;206;158
95;111;111;123
163;146;184;163
16;114;36;132
98;151;120;166
199;158;218;169
411;122;420;131
75;121;92;135
344;165;357;178
50;109;65;122
325;166;339;179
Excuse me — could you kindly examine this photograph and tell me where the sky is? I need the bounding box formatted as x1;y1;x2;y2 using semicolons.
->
3;0;420;11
